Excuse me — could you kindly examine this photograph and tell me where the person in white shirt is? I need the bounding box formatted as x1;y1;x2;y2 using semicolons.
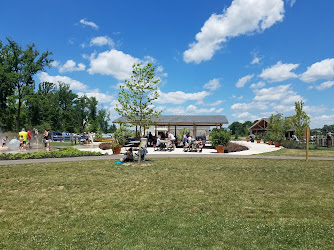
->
167;131;176;149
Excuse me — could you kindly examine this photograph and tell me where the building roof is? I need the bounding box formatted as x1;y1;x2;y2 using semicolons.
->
113;115;229;126
249;118;269;131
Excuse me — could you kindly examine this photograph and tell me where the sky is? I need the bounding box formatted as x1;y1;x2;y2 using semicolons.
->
1;0;334;128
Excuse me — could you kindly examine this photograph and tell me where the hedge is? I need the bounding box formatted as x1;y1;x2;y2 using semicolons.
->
0;147;104;160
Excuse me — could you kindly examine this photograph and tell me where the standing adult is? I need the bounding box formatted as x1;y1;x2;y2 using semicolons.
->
19;128;28;150
182;132;188;146
167;131;176;149
327;132;332;148
43;129;50;151
62;131;66;142
33;128;39;146
27;129;32;149
148;132;153;146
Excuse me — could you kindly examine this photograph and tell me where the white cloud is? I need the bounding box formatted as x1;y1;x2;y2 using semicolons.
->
310;114;334;128
87;49;140;81
208;100;223;106
167;105;223;115
203;78;221;91
231;102;268;111
259;61;299;82
315;81;334;90
250;81;266;89
250;52;262;65
80;18;99;29
231;95;244;100
38;72;88;91
288;0;296;7
304;105;327;114
52;60;86;73
183;0;284;63
155;90;211;105
90;36;114;47
77;89;114;103
254;84;303;104
232;112;260;121
236;74;254;88
300;58;334;82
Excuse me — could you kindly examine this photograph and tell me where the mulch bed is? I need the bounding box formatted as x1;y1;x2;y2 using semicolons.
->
226;142;249;152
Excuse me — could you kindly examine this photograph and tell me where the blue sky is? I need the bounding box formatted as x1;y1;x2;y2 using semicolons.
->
1;0;334;128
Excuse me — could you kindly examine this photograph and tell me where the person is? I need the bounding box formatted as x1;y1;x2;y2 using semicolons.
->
62;131;66;142
27;129;32;149
182;132;188;146
160;132;165;140
167;131;176;149
148;132;153;146
33;128;39;146
120;147;134;162
2;136;8;147
19;135;24;151
202;135;206;147
19;128;28;150
327;132;332;148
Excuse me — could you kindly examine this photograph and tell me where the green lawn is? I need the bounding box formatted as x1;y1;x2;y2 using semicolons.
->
261;148;334;158
1;158;333;249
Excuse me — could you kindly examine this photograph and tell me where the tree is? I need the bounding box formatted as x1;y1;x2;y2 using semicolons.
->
97;109;110;133
268;113;288;142
289;101;310;140
115;63;161;136
3;38;52;131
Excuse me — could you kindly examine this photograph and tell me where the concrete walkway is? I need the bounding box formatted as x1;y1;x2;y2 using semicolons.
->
78;140;281;156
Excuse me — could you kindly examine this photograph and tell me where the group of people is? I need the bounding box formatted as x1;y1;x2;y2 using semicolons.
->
154;131;176;151
16;128;50;151
182;132;205;152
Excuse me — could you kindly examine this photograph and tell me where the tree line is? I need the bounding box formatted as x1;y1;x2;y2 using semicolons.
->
0;38;114;133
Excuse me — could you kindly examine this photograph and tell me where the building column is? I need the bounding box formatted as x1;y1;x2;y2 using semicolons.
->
155;125;157;136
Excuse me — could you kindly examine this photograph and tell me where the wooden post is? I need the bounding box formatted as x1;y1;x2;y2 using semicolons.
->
168;124;170;133
155;125;157;136
305;127;310;162
174;125;177;136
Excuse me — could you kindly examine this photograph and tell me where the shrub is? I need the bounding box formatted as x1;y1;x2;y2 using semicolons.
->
210;130;231;147
99;142;112;150
280;140;306;149
226;142;249;152
0;147;102;160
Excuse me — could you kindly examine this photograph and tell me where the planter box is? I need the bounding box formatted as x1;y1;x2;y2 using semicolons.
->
112;146;122;154
216;145;225;153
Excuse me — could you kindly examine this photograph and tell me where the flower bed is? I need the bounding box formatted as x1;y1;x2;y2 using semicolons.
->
226;142;249;153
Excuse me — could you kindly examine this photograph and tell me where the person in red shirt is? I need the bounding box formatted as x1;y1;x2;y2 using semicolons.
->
27;129;32;149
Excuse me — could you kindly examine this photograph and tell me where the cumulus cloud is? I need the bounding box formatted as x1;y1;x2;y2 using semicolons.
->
310;114;334;128
232;112;260;121
315;81;334;90
250;52;262;65
254;84;303;104
80;18;99;29
87;49;140;81
250;81;266;89
183;0;284;63
203;78;221;91
300;58;334;82
155;90;211;105
231;95;244;100
167;105;223;115
77;89;114;103
38;72;88;91
52;60;86;73
259;61;299;82
231;102;268;111
90;36;114;47
236;74;254;88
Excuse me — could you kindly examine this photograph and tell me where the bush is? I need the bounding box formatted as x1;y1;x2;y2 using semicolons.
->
99;142;112;150
0;147;102;160
226;142;248;152
280;140;306;149
210;130;231;147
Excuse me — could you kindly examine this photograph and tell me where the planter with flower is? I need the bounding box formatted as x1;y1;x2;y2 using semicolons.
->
209;130;231;153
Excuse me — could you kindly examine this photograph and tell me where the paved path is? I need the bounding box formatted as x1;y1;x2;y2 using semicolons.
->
0;154;333;166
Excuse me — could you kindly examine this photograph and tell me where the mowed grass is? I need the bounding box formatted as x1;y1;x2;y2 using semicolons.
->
1;158;333;249
261;148;334;158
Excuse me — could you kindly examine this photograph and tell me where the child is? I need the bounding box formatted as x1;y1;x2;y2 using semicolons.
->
19;135;24;151
120;148;134;162
2;136;8;147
